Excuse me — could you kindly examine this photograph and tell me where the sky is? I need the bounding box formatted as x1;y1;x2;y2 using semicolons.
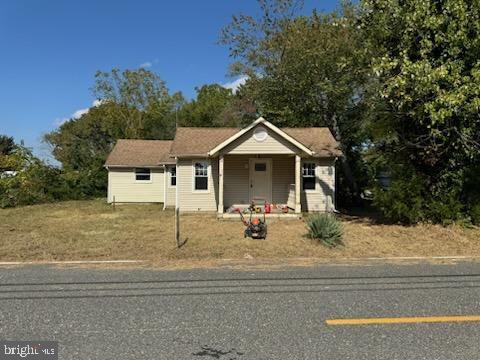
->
0;0;339;161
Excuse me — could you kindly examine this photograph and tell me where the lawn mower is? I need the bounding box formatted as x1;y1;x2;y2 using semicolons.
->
236;202;268;240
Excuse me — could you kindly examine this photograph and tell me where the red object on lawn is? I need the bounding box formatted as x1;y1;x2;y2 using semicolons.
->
264;201;271;214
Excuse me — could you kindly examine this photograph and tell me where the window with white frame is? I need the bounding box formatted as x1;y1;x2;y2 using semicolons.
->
302;163;316;190
135;168;151;181
194;162;208;190
170;166;176;186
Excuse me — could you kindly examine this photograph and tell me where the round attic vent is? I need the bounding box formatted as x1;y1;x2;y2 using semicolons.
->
253;126;268;142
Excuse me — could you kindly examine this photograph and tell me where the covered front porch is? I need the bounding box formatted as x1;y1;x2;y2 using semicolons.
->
216;154;303;218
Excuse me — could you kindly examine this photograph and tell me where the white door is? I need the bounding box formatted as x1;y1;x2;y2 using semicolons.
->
249;158;272;203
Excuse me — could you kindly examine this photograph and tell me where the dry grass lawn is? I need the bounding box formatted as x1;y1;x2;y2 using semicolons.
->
1;200;479;263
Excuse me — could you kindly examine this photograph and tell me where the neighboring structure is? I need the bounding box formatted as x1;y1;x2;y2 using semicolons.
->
104;117;342;216
0;170;17;178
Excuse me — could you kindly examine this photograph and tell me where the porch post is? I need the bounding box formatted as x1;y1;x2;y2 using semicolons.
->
163;165;167;210
218;155;224;214
295;154;301;214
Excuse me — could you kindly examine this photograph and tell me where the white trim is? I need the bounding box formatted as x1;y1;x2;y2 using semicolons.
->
248;158;272;203
218;155;224;214
208;117;314;156
302;160;320;193
163;165;167;210
191;159;211;193
107;169;112;202
107;165;165;169
134;167;152;183
295;155;301;214
167;165;177;188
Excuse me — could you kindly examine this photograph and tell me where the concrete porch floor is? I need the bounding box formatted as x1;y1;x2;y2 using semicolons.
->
218;212;301;220
221;203;301;220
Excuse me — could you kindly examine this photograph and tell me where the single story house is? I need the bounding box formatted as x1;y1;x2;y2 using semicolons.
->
104;117;342;217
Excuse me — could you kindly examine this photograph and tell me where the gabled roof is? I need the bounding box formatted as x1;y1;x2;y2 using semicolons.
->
207;117;314;156
170;118;342;158
105;118;342;167
105;139;174;167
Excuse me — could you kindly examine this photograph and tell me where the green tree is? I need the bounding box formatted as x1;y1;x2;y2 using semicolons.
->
0;135;15;155
362;0;480;223
44;105;114;196
221;0;370;201
45;68;183;198
177;84;257;127
0;145;68;208
92;68;183;139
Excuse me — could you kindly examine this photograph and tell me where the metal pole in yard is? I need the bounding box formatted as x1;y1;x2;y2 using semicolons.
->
174;156;180;247
175;208;180;248
113;195;115;211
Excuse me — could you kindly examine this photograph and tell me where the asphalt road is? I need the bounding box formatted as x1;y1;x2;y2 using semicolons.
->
1;262;480;359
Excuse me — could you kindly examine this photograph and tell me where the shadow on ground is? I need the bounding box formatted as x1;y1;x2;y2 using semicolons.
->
338;204;394;225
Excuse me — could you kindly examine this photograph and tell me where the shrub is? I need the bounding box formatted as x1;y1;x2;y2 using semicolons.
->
0;146;92;208
471;204;480;226
373;175;426;224
426;188;465;225
307;213;343;247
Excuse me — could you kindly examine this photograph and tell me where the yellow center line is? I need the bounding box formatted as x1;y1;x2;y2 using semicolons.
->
326;315;480;326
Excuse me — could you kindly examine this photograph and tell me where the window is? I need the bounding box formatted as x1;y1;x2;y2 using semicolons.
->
170;166;176;186
254;163;267;172
302;163;316;190
135;168;151;181
253;126;268;142
194;162;208;190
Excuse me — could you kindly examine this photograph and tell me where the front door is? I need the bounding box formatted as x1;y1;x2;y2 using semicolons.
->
249;158;272;203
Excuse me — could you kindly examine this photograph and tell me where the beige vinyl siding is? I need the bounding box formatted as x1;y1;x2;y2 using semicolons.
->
107;158;335;211
222;126;298;155
223;155;294;208
107;167;164;203
221;155;335;212
299;158;336;212
272;155;294;204
224;155;250;206
164;165;176;207
177;158;218;212
319;158;336;210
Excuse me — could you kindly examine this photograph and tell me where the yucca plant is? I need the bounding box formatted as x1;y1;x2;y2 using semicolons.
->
306;213;343;247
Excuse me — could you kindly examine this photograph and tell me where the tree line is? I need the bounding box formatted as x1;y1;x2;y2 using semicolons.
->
1;0;479;225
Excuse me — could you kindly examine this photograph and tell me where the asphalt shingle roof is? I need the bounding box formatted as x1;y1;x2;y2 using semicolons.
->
169;127;239;157
105;124;342;167
170;126;342;157
105;139;173;167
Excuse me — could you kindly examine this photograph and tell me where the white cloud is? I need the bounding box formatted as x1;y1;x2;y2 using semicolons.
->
72;108;89;119
222;75;248;93
54;117;69;126
54;100;103;126
140;61;152;68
